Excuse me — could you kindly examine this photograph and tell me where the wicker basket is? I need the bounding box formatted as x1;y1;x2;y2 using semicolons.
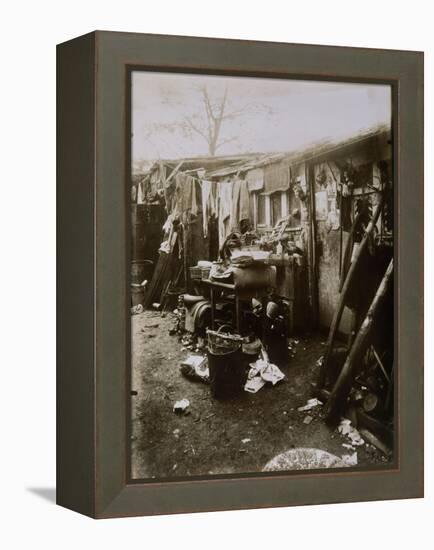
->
207;326;243;355
200;267;211;280
189;266;203;280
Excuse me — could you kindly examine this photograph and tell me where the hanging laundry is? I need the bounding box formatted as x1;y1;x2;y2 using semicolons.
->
239;178;250;223
246;168;264;192
264;161;290;194
190;176;198;217
176;173;199;216
201;180;213;237
218;180;233;247
137;180;145;204
208;181;218;218
230;178;241;231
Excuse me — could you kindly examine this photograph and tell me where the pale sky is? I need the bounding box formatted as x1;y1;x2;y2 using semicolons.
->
132;71;391;166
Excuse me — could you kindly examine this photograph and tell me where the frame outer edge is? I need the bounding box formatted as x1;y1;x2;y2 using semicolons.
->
56;31;97;518
90;32;424;517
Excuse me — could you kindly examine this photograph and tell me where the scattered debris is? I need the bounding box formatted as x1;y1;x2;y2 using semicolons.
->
337;418;365;446
341;452;358;466
173;399;190;414
342;443;355;451
244;376;266;394
315;356;324;368
131;304;144;315
260;362;285;385
196;336;205;349
180;355;209;384
297;398;323;412
244;353;285;393
303;415;313;425
352;389;365;402
287;338;300;358
180;334;194;350
241;438;251;444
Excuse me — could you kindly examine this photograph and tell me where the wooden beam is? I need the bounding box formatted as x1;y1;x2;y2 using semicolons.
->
306;163;319;327
324;259;393;422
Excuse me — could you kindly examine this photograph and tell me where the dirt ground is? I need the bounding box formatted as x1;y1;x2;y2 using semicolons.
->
131;311;389;480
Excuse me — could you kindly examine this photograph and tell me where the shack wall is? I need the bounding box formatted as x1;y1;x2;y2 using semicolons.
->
312;134;392;331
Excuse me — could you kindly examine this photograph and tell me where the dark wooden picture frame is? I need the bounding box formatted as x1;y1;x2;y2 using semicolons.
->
57;31;424;518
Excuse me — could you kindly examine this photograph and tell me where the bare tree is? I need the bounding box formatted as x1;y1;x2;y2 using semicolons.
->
144;85;273;157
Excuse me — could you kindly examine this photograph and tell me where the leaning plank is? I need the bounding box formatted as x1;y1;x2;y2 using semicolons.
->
339;211;361;292
359;428;392;457
324;259;393;422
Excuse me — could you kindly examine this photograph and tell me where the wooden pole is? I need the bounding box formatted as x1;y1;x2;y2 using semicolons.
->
338;191;343;276
307;163;318;327
324;259;393;422
326;161;343;277
339;211;361;292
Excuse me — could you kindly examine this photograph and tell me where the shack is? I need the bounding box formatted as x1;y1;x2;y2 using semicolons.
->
131;125;394;478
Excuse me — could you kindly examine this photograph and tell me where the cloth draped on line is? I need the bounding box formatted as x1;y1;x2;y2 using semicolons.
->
201;180;214;238
246;168;264;192
263;162;290;194
171;172;199;218
230;178;250;230
217;180;233;248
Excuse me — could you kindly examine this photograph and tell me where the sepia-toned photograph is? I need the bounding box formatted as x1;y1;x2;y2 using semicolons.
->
129;71;394;480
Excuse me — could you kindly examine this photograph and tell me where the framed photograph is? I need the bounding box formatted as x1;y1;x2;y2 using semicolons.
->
57;31;423;518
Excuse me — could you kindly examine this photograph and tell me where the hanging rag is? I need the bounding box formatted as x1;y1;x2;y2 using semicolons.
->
264;162;290;194
239;178;250;223
246;168;264;192
201;180;212;237
137;180;145;204
218;180;233;247
177;173;198;216
190;176;198;217
230;178;241;230
209;181;218;218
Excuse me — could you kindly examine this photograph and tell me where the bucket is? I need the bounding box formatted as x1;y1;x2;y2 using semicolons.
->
131;284;144;306
263;315;288;367
207;327;245;399
131;260;153;284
